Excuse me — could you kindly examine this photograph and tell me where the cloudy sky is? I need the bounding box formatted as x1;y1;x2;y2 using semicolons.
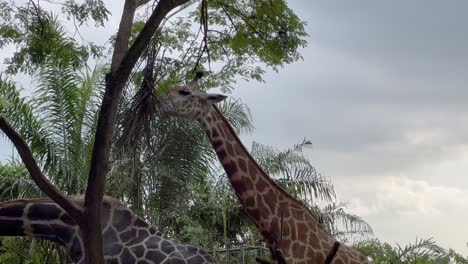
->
233;0;468;255
1;0;468;256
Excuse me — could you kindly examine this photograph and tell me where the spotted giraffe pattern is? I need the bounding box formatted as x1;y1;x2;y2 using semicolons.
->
0;196;216;264
162;85;370;264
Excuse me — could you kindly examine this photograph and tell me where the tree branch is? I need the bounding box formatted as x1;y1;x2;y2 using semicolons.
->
136;0;150;8
111;0;152;70
82;0;190;262
111;0;138;69
0;116;84;221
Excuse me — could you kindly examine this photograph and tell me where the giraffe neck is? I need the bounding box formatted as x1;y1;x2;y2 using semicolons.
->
0;197;217;264
200;106;368;263
0;198;82;260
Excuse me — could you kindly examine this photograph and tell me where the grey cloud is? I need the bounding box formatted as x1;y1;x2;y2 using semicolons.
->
297;1;468;65
228;2;468;203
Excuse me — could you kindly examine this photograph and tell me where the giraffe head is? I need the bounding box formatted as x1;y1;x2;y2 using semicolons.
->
160;78;227;120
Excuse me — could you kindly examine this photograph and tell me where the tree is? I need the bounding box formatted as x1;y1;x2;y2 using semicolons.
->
355;238;468;264
0;0;308;262
250;140;373;239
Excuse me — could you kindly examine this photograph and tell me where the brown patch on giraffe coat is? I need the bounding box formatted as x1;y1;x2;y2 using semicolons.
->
255;177;269;193
0;203;24;217
234;144;244;156
244;196;256;209
306;218;319;232
247;161;257;175
60;213;76;225
321;240;333;251
211;139;223;150
223;125;233;139
339;259;349;264
223;161;238;176
257;196;273;220
247;206;261;221
238;158;247;172
231;176;254;196
281;239;291;256
225;143;235;157
263;189;277;215
339;254;349;264
218;124;227;137
0;219;25;236
280;202;291;218
28;204;62;220
308;232;321;250
282;220;290;237
217;149;227;161
269;217;279;235
289;219;297;241
305;247;313;260
313;251;325;263
297;222;308;242
291;241;307;259
291;207;305;222
211;128;219;138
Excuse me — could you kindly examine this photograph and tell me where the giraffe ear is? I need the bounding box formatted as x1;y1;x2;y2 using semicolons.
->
204;93;227;104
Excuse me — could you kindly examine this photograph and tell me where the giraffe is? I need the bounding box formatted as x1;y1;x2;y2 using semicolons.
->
0;196;216;264
160;80;370;264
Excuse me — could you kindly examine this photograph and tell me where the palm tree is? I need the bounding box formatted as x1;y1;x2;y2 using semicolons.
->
250;139;373;239
355;238;468;264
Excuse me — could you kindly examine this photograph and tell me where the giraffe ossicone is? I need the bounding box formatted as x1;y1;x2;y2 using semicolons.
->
0;196;216;264
161;77;370;264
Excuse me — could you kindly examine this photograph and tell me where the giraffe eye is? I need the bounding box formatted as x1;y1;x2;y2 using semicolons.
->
179;90;191;96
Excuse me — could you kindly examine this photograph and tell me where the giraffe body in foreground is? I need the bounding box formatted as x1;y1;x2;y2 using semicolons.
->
161;82;370;264
0;196;216;264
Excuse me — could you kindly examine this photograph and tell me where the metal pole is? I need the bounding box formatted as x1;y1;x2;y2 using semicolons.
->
226;243;230;264
240;243;245;264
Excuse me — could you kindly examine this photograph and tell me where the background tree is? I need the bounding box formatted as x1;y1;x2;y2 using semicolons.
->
3;1;464;264
0;0;307;262
355;238;468;264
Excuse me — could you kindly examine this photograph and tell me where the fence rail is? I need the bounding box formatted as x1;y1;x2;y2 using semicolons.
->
211;243;271;264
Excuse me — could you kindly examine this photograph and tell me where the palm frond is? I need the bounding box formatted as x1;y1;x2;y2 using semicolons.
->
396;238;446;262
218;98;254;134
0;75;49;160
314;202;373;239
251;139;335;202
0;160;41;201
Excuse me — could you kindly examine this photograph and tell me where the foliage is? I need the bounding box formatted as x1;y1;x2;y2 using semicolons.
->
251;139;334;202
356;238;468;264
250;139;373;239
2;0;441;263
0;60;105;264
0;1;107;75
207;0;307;66
0;75;48;160
315;202;373;240
0;237;65;264
0;160;40;200
126;0;307;92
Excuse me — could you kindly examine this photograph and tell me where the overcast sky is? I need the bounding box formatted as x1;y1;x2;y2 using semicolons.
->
233;0;468;255
1;0;468;256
